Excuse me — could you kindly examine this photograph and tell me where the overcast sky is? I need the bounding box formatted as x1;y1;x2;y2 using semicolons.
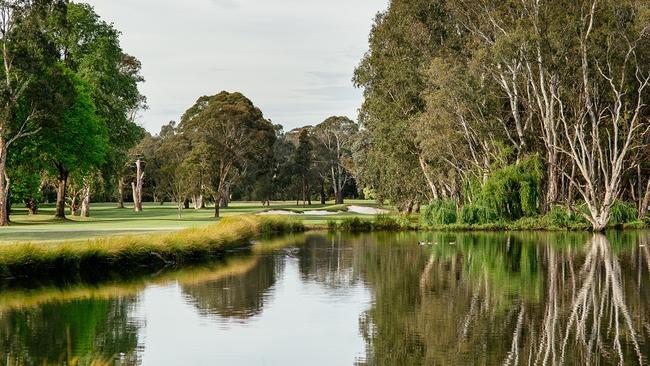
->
84;0;388;134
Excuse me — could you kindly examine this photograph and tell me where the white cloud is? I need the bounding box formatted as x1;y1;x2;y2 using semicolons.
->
84;0;388;133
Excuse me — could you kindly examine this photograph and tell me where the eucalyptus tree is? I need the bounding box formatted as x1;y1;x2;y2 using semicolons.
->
448;0;650;229
312;116;358;204
551;0;650;230
51;2;145;217
42;69;107;219
293;128;314;205
179;91;275;217
0;0;64;225
156;130;191;218
353;0;463;206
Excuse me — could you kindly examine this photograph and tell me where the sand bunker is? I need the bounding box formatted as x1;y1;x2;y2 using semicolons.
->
257;209;338;216
257;205;389;216
257;210;299;215
347;205;389;215
302;210;339;215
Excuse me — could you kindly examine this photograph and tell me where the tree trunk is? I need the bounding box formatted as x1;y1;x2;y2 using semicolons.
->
183;198;190;209
25;199;38;215
69;195;79;216
418;155;440;200
639;177;650;220
80;184;91;218
335;190;344;205
320;179;326;204
132;158;144;212
307;185;312;206
55;166;68;219
220;183;230;208
0;142;10;226
193;194;204;210
567;162;576;211
545;151;559;212
117;177;125;208
214;198;221;218
405;200;414;215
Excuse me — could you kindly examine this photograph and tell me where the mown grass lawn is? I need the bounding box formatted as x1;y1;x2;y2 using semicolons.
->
1;200;383;243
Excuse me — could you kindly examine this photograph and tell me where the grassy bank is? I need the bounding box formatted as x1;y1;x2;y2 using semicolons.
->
0;215;303;281
328;213;650;232
1;200;379;242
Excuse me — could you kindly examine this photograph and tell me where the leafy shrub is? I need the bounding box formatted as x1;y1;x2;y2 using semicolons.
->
510;216;547;230
609;201;637;225
372;214;413;231
458;203;498;225
479;156;542;220
421;199;457;226
545;206;571;227
544;205;588;228
338;217;373;232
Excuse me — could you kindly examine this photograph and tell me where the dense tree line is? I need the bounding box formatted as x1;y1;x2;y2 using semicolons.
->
128;98;362;217
0;0;145;225
354;0;650;230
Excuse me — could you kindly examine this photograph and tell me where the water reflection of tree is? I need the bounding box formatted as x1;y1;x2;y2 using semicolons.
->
297;234;364;290
0;296;141;365
355;231;650;365
181;254;281;320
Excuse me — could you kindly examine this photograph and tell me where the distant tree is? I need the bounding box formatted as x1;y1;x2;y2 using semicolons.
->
156;131;191;218
180;91;275;217
293;128;313;205
312;116;358;204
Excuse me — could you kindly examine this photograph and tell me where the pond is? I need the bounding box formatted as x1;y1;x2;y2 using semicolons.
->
1;231;649;365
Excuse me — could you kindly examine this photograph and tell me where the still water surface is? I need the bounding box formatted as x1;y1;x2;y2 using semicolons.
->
1;231;650;365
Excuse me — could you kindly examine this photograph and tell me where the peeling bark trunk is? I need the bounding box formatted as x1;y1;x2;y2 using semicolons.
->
132;158;144;212
545;151;559;211
418;155;440;200
0;141;9;226
639;177;650;220
193;194;204;210
80;184;90;217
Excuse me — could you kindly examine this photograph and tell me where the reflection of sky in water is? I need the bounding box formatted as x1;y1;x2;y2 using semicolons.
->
135;256;371;365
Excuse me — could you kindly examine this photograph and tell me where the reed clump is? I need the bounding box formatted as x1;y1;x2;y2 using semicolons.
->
0;215;303;281
328;214;415;232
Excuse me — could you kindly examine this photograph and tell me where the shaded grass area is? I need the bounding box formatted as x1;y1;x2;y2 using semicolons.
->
1;200;380;242
0;215;304;282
